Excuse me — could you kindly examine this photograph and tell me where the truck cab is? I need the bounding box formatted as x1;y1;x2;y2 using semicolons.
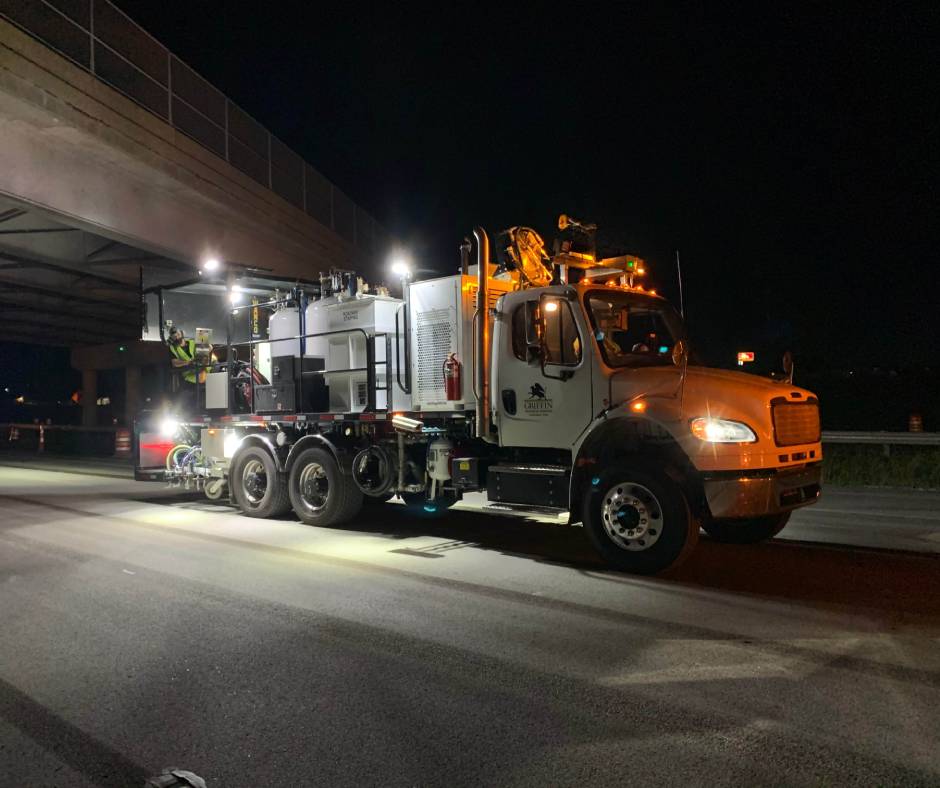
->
488;275;821;572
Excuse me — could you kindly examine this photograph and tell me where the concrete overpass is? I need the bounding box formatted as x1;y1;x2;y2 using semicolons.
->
0;2;389;338
0;1;393;424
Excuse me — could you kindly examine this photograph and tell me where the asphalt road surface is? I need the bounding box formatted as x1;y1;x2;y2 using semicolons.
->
1;464;938;786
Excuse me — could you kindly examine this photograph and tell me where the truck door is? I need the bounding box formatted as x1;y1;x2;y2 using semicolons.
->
492;288;593;449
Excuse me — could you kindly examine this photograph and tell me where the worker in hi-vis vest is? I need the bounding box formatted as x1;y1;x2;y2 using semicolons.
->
166;327;210;412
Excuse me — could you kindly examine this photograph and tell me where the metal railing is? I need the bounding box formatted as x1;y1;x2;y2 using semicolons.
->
226;296;396;416
1;0;386;253
2;422;124;456
822;431;940;456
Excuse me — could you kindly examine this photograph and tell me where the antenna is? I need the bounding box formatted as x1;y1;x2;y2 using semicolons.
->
675;250;685;318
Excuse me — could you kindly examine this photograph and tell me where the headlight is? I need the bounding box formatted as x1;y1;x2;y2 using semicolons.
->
689;417;757;443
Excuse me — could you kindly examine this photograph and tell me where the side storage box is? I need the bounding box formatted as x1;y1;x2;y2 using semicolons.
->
486;465;570;508
254;383;296;413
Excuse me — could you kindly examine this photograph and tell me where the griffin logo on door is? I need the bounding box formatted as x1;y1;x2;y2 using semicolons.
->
524;382;552;415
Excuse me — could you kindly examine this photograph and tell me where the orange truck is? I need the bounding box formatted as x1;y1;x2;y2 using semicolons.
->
139;216;822;574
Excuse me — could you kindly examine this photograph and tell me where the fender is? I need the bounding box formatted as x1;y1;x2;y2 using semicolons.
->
567;407;691;516
234;433;285;471
285;432;346;474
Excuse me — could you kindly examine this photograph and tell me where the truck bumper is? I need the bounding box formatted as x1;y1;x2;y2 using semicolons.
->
703;463;821;520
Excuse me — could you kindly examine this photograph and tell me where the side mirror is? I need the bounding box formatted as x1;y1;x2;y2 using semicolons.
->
523;300;541;350
782;350;794;383
672;339;689;367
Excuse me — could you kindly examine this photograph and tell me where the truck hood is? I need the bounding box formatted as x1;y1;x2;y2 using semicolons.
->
606;364;820;470
608;364;799;410
682;366;797;401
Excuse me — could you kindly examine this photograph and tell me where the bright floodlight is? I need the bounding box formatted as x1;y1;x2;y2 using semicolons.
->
204;257;221;272
390;257;411;278
159;417;180;438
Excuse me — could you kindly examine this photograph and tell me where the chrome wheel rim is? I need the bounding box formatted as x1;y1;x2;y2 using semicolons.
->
242;459;267;504
601;482;663;551
298;462;329;513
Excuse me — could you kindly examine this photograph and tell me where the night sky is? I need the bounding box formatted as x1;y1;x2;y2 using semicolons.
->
115;2;937;370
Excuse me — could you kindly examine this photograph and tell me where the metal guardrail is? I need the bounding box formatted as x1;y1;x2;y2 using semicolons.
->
2;422;126;457
2;422;117;434
0;0;387;253
6;424;938;459
822;431;940;447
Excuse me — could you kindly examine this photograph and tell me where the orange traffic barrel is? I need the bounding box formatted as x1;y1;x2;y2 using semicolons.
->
909;413;924;432
114;428;132;457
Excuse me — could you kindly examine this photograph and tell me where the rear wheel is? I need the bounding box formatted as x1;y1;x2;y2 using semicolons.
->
230;446;290;518
289;448;362;526
701;513;791;544
582;463;697;574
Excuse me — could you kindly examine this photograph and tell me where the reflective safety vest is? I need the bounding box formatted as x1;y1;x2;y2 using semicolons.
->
169;338;198;384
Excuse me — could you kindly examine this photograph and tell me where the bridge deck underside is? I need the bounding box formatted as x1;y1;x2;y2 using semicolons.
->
0;194;189;347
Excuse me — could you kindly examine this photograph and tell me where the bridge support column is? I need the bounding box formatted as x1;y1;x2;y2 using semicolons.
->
125;365;141;427
82;369;97;427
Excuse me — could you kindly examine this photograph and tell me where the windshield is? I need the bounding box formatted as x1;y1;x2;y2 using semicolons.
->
584;289;686;367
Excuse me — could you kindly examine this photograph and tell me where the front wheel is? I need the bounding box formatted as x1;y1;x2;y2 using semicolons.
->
581;464;698;574
701;513;791;544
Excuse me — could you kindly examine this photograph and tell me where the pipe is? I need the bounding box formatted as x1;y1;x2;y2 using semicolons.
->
401;275;412;394
472;227;494;442
397;431;406;492
392;413;424;433
459;238;471;275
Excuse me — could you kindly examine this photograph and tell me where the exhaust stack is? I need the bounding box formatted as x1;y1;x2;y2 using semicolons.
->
472;227;494;442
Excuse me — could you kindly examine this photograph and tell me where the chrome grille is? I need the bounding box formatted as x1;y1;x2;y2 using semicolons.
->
773;402;821;446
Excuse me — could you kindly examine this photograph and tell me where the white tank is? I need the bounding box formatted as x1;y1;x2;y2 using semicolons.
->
304;296;335;361
303;293;403;412
268;306;302;357
427;437;453;481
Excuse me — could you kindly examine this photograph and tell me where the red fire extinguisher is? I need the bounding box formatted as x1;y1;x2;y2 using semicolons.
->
443;353;461;400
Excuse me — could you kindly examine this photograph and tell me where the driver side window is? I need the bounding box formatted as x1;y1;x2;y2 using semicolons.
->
543;299;582;366
511;298;583;366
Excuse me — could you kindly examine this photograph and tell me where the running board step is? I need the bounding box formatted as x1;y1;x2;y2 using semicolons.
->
487;464;570;509
484;502;568;517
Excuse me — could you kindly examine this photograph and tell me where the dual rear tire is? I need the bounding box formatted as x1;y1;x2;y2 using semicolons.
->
230;446;291;518
287;447;362;526
230;445;362;526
